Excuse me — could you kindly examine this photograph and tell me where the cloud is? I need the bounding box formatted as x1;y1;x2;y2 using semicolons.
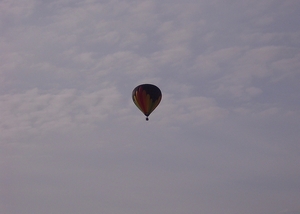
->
0;0;36;19
0;87;121;141
193;46;300;103
1;0;300;213
152;46;191;65
156;94;228;126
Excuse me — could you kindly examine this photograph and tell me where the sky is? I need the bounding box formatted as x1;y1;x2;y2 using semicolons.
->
1;0;300;213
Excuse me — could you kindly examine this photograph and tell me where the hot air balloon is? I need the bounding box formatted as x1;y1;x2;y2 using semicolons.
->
132;84;162;121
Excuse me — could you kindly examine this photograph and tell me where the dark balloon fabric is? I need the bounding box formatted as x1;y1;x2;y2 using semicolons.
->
132;84;162;120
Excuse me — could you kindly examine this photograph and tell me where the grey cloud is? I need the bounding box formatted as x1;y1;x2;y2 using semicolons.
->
0;87;120;141
1;0;300;213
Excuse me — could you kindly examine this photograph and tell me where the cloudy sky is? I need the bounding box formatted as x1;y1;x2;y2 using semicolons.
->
1;0;300;213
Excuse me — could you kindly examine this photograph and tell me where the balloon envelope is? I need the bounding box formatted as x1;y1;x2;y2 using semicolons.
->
132;84;162;120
